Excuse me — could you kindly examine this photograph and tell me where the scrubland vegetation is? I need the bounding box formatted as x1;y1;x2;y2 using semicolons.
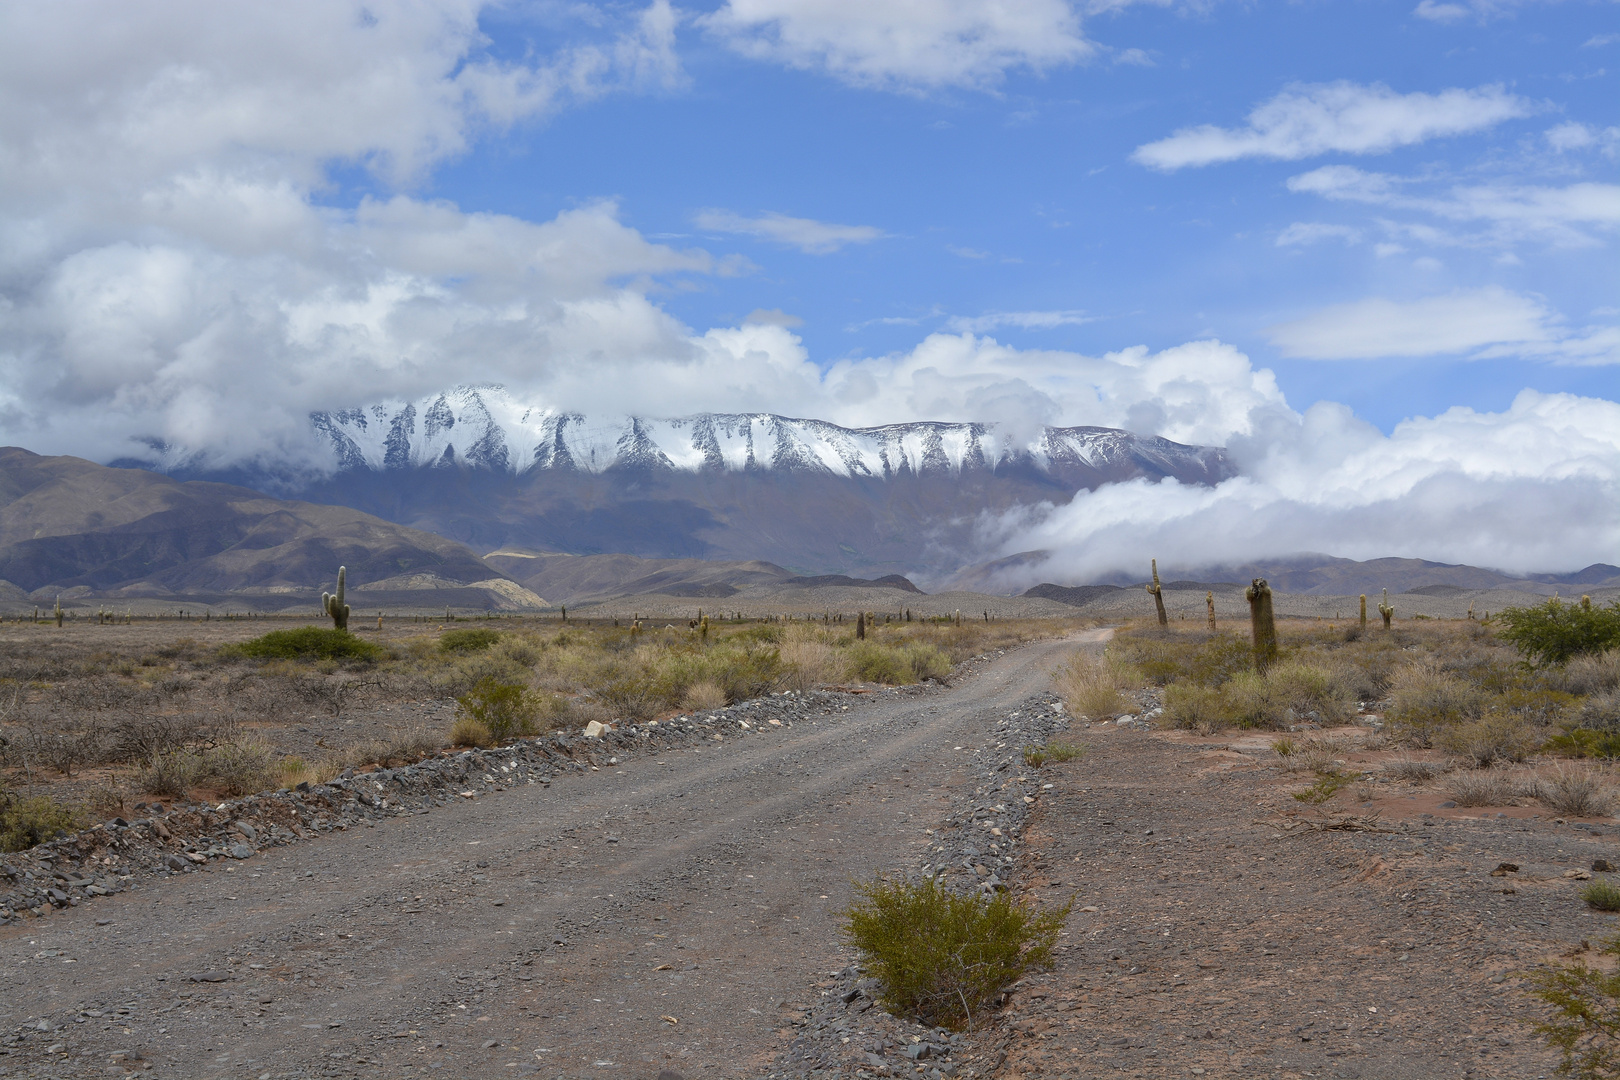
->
0;614;1062;847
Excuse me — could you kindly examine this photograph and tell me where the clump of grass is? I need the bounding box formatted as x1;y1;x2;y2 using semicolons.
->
202;740;277;797
1163;683;1229;733
1438;713;1539;768
139;749;203;797
1023;741;1085;768
1584;880;1620;912
0;792;85;852
438;628;503;653
1535;765;1619;818
683;680;728;711
1447;769;1517;807
1385;661;1486;747
1054;654;1129;718
1382;755;1444;781
1271;737;1296;757
1525;932;1620;1077
449;715;494;748
226;627;385;663
1279;739;1341;774
842;875;1071;1031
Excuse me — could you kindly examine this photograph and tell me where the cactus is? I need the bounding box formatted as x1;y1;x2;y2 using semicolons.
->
1377;588;1394;629
54;596;62;627
1206;590;1216;631
560;604;567;623
1359;594;1367;631
1146;559;1168;627
321;566;351;631
1244;578;1278;674
1582;594;1593;611
856;610;866;639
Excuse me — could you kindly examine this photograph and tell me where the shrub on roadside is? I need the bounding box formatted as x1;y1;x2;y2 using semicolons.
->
454;678;544;742
842;875;1071;1030
1162;683;1231;733
448;715;494;748
1582;881;1620;913
1386;662;1486;747
202;740;277;797
1054;654;1129;718
139;749;203;797
1525;932;1620;1078
683;680;728;711
0;792;85;852
1023;741;1085;768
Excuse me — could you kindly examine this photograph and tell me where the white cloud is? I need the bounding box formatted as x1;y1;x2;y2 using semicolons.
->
693;209;887;253
1547;121;1620;156
1288;165;1620;247
975;390;1620;587
700;0;1093;92
1267;286;1620;364
1275;222;1362;247
743;307;804;327
945;310;1095;332
1133;82;1530;170
1587;33;1620;47
1413;1;1472;21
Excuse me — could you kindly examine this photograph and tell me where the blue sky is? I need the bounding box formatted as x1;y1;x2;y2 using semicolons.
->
0;1;1616;574
398;0;1620;431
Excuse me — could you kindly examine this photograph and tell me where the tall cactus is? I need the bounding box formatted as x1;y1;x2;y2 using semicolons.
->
1245;578;1278;674
1206;590;1216;631
1146;559;1168;627
1359;594;1367;631
321;566;350;631
1377;588;1394;630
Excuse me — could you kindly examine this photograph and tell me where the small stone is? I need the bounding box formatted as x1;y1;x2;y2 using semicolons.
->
189;971;229;983
583;721;609;739
1565;869;1593;880
1594;859;1616;873
1490;863;1519;876
481;1039;500;1048
228;844;254;860
233;821;257;841
1439;801;1456;808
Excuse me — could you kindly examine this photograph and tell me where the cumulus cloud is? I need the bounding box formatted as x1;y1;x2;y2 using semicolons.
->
1133;82;1530;170
700;0;1093;92
692;209;886;253
1266;287;1620;364
1287;165;1620;247
974;390;1620;587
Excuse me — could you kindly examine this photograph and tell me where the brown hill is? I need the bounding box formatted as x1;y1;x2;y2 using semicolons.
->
0;447;535;606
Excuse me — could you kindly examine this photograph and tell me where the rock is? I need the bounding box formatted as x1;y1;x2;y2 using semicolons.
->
1565;869;1593;880
1595;859;1616;873
228;844;254;860
1439;801;1456;808
189;971;230;983
481;1039;500;1048
233;821;257;841
904;1043;933;1060
583;721;610;738
1490;863;1519;876
163;855;189;872
657;1072;687;1080
150;820;171;839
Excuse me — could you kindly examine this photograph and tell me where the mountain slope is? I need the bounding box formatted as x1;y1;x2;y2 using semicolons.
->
0;447;536;604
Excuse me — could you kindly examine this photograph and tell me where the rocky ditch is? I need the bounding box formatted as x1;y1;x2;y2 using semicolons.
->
760;692;1075;1080
0;687;916;926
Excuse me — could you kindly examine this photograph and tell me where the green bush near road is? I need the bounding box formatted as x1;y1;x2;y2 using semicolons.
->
224;627;385;663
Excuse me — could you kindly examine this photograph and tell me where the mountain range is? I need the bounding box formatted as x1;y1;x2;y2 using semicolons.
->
132;385;1233;577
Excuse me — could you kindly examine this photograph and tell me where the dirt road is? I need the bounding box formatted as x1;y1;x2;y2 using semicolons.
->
0;634;1102;1080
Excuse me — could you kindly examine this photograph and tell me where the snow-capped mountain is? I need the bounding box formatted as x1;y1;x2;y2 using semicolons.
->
308;385;1229;482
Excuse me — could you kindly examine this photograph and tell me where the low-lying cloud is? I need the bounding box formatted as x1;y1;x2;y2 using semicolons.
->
972;389;1620;587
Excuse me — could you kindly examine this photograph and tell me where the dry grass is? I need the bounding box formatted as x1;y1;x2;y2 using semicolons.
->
1534;764;1619;818
1438;713;1539;768
1054;653;1130;717
448;715;493;749
1382;755;1446;781
1447;769;1519;807
682;680;728;711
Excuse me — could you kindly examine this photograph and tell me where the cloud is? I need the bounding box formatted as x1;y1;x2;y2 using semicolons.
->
1413;0;1472;21
1266;286;1619;364
693;209;887;253
1132;82;1530;170
1275;222;1363;247
1587;33;1620;47
944;310;1095;332
1547;121;1620;156
1287;165;1620;247
975;390;1620;587
700;0;1093;92
743;307;804;327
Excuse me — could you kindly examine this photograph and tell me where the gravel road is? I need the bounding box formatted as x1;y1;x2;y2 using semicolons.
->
0;633;1102;1080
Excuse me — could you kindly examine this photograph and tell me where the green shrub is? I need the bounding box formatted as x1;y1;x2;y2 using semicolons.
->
227;627;385;663
1437;714;1539;767
455;678;545;742
842;875;1071;1030
1526;933;1620;1077
1163;682;1231;732
140;749;203;797
1547;728;1620;760
1022;741;1084;768
1293;770;1353;805
1499;598;1620;666
1583;881;1620;913
1386;662;1485;746
0;792;85;852
439;628;503;653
